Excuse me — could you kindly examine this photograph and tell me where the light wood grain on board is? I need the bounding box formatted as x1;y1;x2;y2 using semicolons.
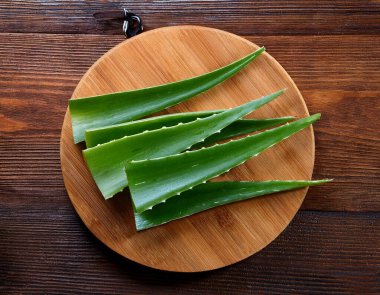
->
60;26;314;272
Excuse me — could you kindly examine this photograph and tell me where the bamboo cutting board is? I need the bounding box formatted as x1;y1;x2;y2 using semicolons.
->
60;26;314;272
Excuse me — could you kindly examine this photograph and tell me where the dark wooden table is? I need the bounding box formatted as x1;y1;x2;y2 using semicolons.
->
1;1;379;294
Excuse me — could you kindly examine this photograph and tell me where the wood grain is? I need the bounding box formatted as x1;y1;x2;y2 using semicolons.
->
1;0;379;291
1;1;379;35
1;34;378;212
0;208;378;294
60;26;315;272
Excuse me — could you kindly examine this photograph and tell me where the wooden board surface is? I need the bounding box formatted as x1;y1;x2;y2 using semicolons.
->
60;26;314;272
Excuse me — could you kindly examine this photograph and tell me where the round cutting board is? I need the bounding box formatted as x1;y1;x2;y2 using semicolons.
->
60;26;314;272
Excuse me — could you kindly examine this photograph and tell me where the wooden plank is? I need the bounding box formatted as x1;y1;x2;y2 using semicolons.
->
0;1;379;35
0;208;378;293
0;0;377;291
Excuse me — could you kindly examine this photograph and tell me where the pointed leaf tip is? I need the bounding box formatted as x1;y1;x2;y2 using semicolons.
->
309;113;321;122
70;46;266;143
128;114;321;212
134;179;330;230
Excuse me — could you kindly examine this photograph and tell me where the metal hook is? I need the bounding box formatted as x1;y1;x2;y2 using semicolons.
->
93;8;143;38
123;8;143;38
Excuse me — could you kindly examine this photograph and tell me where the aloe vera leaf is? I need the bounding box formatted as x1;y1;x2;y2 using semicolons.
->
127;113;321;213
85;110;220;148
85;110;294;148
70;47;265;143
193;116;294;148
83;90;284;199
134;179;331;231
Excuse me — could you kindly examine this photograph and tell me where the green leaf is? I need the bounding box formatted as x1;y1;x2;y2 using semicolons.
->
70;47;265;143
85;110;219;148
85;110;294;148
193;116;294;148
134;179;331;231
83;90;284;199
127;114;321;213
